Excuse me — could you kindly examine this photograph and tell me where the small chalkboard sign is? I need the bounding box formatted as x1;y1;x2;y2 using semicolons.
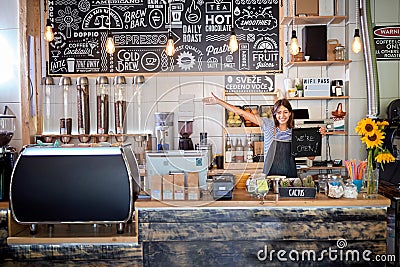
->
291;127;321;157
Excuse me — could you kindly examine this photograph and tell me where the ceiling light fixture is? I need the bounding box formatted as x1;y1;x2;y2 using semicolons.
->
43;0;54;42
44;19;55;42
289;0;299;56
228;10;238;53
352;0;362;53
165;0;175;56
105;0;115;54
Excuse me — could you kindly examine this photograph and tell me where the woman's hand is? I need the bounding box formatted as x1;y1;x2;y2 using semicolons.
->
319;126;326;136
202;92;218;105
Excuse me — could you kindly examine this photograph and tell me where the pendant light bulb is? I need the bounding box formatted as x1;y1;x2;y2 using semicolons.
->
229;30;238;53
289;30;299;56
352;29;362;53
44;19;54;42
165;32;175;56
105;33;115;54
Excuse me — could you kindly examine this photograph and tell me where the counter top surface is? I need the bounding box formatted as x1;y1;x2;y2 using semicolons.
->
0;202;8;209
136;190;391;208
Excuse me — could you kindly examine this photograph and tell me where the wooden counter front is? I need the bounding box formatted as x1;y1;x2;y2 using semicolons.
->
1;193;393;265
136;192;391;266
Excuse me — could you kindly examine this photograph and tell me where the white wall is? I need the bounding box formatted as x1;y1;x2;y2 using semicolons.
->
1;0;399;162
347;0;400;161
0;0;22;151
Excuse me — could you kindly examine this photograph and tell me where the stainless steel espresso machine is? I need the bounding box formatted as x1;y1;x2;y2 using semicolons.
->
0;108;17;201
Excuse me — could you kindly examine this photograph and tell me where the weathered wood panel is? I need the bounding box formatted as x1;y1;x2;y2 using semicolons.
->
138;207;387;223
143;241;387;267
0;210;8;259
138;207;389;266
8;243;143;262
139;221;386;242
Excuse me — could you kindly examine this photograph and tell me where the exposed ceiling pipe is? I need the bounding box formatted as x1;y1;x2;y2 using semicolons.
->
360;0;380;118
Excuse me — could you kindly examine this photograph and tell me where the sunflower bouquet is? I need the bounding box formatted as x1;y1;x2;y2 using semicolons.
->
355;118;395;197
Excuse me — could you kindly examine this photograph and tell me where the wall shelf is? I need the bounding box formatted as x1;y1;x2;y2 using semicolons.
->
326;131;347;135
223;162;264;170
281;16;347;26
297;166;346;171
284;60;352;68
224;127;261;135
287;96;349;100
225;92;277;96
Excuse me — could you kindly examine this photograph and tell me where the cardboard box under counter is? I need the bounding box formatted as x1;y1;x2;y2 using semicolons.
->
173;173;185;200
151;175;162;200
162;174;174;200
187;172;200;200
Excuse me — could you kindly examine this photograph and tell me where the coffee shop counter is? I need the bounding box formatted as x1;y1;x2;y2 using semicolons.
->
133;191;391;266
0;193;391;265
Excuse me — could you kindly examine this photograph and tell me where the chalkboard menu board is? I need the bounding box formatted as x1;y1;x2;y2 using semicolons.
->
291;127;321;157
373;25;400;61
47;0;280;74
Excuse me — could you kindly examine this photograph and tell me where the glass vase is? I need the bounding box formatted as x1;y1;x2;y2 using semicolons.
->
363;152;379;198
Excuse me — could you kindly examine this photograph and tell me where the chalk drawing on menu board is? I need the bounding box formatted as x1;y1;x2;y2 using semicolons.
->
291;128;322;158
48;0;280;74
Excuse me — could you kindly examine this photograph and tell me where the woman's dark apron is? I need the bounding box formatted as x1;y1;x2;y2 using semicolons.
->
263;139;297;177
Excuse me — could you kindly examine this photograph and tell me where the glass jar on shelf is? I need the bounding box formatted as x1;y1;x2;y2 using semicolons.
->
327;175;344;198
96;76;110;136
343;180;358;199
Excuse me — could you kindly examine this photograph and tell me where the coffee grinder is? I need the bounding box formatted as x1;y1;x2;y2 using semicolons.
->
196;132;213;169
0;106;17;201
154;112;174;150
178;120;194;150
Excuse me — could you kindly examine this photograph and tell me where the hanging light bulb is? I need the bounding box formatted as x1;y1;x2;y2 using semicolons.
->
165;0;175;56
228;10;238;53
229;29;238;53
44;19;54;42
105;32;115;54
165;31;175;56
352;0;362;53
289;30;299;55
105;0;115;54
352;29;362;53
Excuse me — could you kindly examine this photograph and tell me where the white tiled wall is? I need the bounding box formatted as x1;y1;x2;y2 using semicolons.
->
1;0;399;162
0;0;21;150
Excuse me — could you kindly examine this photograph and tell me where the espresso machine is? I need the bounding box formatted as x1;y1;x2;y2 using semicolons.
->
0;107;17;201
178;120;194;150
154;112;174;150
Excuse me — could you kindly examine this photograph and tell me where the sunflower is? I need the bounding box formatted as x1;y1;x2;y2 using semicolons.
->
355;118;378;136
376;120;389;131
375;151;395;164
361;129;384;149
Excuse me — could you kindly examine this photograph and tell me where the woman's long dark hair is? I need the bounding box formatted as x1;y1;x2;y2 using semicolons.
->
272;98;294;128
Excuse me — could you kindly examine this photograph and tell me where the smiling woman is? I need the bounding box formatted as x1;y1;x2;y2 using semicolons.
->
203;94;299;177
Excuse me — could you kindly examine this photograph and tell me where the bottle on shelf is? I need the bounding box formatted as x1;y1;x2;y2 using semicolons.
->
235;138;244;163
245;135;254;163
334;80;343;96
231;137;236;163
225;135;233;163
